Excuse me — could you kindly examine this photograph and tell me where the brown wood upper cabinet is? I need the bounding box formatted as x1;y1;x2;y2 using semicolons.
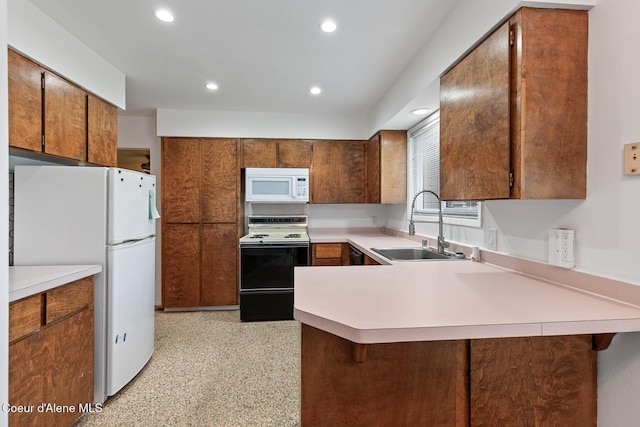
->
310;140;366;204
241;139;311;168
8;49;118;166
366;130;407;204
440;8;588;201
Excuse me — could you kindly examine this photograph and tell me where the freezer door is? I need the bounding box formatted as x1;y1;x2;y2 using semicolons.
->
106;237;155;396
108;168;157;244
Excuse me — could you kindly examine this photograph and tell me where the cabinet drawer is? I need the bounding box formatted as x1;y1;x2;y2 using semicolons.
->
9;294;42;343
315;243;343;259
313;258;343;267
46;277;94;324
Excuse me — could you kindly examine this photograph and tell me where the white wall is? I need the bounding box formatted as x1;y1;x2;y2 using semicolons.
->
157;108;369;140
1;0;8;422
7;0;125;108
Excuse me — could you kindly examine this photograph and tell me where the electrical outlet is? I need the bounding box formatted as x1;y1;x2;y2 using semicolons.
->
549;228;575;268
485;228;498;251
624;143;640;175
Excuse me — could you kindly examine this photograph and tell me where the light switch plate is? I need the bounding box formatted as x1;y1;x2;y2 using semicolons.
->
549;228;575;268
624;143;640;175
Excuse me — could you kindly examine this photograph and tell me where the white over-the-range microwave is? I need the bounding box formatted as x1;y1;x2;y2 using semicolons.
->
244;167;309;203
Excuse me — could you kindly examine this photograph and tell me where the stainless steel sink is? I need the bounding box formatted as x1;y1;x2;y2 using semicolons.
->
371;247;466;261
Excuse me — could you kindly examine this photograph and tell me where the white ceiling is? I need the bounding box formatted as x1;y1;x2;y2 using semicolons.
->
26;0;458;122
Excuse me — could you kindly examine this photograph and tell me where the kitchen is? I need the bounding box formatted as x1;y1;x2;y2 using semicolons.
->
2;0;640;426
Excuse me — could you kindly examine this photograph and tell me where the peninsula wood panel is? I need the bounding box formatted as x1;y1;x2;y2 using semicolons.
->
241;139;278;168
201;138;238;223
8;49;42;152
87;94;118;167
162;138;201;223
470;335;596;426
162;223;201;307
301;325;469;426
510;8;588;199
43;71;87;162
201;223;238;306
440;21;511;201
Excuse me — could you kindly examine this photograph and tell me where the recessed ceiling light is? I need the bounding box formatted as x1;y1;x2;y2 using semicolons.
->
410;108;430;116
310;86;322;95
320;20;337;33
206;82;218;91
155;9;174;23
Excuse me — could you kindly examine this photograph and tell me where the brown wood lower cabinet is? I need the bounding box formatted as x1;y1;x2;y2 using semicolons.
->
301;324;597;426
311;243;349;266
162;222;238;308
8;277;95;427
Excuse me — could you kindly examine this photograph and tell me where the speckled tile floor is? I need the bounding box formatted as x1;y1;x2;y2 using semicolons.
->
74;310;301;427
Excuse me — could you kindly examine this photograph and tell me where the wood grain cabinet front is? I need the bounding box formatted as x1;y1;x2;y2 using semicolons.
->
241;139;311;169
312;243;349;266
161;137;240;309
440;7;588;201
366;130;407;204
8;277;95;427
8;49;118;166
310;140;366;204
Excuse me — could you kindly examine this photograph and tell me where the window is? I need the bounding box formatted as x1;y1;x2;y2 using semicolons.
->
408;110;481;227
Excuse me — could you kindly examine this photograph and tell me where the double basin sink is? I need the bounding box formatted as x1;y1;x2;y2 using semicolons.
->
371;247;467;261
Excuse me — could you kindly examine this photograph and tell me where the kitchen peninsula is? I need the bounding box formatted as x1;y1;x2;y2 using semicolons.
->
295;231;640;426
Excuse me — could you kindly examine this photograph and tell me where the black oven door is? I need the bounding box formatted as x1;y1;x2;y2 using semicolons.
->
240;244;309;321
240;244;309;291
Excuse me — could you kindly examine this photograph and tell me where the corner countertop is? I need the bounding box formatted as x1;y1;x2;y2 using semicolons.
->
9;265;102;303
295;230;640;344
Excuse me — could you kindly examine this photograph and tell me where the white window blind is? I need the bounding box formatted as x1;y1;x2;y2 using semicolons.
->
408;111;480;223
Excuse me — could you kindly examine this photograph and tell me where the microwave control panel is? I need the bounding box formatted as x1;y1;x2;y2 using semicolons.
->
296;178;308;197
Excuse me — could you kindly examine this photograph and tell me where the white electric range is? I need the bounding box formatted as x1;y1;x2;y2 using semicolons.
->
239;215;310;321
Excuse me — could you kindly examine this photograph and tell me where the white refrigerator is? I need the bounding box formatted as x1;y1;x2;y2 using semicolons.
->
13;165;160;403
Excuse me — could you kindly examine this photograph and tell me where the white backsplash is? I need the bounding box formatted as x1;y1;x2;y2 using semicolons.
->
245;202;389;231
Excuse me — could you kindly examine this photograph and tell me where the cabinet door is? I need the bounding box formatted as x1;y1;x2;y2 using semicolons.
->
42;308;94;427
310;141;341;203
162;223;201;308
513;8;587;199
8;49;43;152
440;22;511;201
379;130;407;204
87;94;118;167
201;139;238;223
9;332;44;427
339;140;366;203
366;134;381;203
241;139;278;168
278;140;311;168
201;223;238;306
162;138;201;223
43;71;87;162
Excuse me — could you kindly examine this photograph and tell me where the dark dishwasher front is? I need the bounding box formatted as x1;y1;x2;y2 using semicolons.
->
349;245;364;265
239;244;309;321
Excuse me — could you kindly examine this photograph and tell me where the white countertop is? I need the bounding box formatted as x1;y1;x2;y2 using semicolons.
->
9;265;102;302
295;230;640;343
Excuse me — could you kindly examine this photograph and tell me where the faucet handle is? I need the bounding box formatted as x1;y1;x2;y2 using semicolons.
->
421;239;428;247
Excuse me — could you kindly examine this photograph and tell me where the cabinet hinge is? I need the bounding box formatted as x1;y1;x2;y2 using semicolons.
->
41;73;45;89
509;29;515;46
509;172;514;187
41;135;45;149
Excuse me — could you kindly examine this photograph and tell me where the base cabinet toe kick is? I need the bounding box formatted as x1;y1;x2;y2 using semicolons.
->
300;325;598;426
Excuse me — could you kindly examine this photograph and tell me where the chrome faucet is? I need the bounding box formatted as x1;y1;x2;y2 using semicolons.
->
409;190;449;254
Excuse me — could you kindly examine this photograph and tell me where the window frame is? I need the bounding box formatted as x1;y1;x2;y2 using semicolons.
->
407;110;482;228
